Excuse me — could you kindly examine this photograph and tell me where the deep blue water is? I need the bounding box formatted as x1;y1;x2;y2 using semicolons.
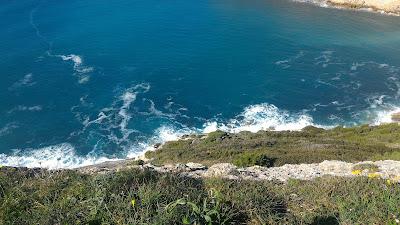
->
1;0;400;168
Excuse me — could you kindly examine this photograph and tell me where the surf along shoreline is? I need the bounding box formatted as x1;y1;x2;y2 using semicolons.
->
70;111;400;175
298;0;400;16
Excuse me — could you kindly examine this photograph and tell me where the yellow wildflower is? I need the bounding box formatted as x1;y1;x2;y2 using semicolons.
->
387;179;391;185
351;170;362;175
392;176;400;182
131;199;136;207
368;173;380;179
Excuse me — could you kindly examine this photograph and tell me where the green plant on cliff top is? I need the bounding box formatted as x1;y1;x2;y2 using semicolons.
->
166;189;237;225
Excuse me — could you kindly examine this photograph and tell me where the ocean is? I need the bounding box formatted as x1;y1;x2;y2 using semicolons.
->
1;0;400;168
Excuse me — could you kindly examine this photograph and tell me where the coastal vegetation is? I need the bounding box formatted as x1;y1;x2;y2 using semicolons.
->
146;123;400;167
2;123;400;224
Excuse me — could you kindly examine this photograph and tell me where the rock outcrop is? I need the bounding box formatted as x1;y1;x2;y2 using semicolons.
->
327;0;400;14
78;160;400;183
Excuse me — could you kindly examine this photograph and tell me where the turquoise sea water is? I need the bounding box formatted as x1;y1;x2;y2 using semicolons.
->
1;0;400;168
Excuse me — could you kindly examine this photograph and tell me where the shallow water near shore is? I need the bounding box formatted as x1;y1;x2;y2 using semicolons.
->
1;0;400;168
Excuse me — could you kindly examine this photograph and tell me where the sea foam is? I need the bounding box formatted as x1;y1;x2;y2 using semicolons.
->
0;143;117;169
57;54;94;83
371;107;400;125
9;73;36;90
203;103;316;133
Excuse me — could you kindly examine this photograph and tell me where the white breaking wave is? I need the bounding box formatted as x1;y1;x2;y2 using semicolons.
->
368;105;400;125
0;125;192;169
127;125;197;158
128;103;320;159
292;0;329;7
202;103;316;133
0;143;118;169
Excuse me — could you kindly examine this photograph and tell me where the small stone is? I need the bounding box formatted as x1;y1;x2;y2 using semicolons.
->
153;143;162;149
185;162;206;171
175;163;187;171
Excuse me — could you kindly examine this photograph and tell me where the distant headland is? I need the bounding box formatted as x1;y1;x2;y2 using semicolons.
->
326;0;400;15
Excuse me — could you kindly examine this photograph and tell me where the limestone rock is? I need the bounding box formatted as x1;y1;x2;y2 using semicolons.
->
185;162;206;171
77;158;400;183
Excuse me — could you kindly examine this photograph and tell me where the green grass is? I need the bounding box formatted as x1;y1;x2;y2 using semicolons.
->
352;163;380;172
2;123;400;224
373;151;400;161
1;167;400;224
145;123;400;167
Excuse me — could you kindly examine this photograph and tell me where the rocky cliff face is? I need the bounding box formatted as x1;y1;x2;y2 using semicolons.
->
327;0;400;14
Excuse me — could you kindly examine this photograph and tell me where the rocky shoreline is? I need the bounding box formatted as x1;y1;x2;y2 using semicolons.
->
313;0;400;15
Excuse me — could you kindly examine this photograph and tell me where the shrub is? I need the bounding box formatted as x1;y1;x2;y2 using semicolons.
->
233;153;275;167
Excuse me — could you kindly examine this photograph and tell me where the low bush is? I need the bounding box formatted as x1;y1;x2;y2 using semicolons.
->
233;153;276;167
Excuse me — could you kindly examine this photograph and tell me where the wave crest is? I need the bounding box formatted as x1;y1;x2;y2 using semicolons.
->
203;103;316;133
0;143;117;169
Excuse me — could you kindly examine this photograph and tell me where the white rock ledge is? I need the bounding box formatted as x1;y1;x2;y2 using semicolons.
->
78;160;400;183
